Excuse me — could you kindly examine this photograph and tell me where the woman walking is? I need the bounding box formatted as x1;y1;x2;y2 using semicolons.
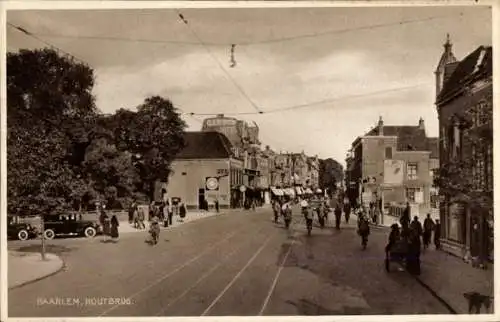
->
102;207;111;242
110;214;119;242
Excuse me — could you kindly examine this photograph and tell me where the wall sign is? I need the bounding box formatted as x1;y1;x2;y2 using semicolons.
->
206;177;219;191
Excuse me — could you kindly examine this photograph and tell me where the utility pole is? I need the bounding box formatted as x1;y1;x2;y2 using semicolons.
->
40;214;46;261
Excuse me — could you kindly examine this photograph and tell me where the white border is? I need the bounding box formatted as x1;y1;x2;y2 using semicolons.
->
1;1;498;322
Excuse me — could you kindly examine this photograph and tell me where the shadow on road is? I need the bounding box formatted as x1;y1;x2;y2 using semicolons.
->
286;299;368;315
16;244;75;255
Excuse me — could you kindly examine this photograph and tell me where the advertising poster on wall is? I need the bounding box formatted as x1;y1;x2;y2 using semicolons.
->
384;160;404;185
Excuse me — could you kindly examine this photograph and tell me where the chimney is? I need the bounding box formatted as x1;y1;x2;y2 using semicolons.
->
418;117;425;130
378;116;384;136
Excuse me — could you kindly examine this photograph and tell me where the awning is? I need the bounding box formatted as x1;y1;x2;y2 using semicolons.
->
271;188;284;196
305;188;313;194
283;188;295;196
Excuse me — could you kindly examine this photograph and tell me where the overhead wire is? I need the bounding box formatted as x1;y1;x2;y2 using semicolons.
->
175;10;263;115
7;22;89;66
26;11;472;47
179;82;430;116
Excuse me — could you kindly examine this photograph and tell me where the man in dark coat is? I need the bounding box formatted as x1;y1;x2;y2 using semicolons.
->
434;219;441;250
334;205;342;230
423;214;435;250
400;202;411;233
407;227;421;275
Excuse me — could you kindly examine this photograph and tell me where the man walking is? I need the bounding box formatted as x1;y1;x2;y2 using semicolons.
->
423;214;435;250
434;219;441;250
343;202;351;224
334;205;342;230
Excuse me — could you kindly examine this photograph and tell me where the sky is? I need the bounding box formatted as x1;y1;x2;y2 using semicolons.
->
6;5;492;166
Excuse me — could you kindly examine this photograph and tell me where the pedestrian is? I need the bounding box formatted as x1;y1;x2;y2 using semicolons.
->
434;219;441;250
163;201;169;227
179;202;187;222
215;199;219;213
110;214;119;242
138;207;146;229
149;213;160;245
410;216;423;240
407;228;421;275
343;202;351;224
102;207;111;242
400;202;411;233
273;200;281;223
168;200;173;226
423;214;435;250
334;205;342;230
357;214;370;250
128;199;137;224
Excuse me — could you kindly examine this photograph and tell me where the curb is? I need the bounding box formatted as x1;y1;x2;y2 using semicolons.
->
9;253;66;291
413;275;458;314
119;212;224;234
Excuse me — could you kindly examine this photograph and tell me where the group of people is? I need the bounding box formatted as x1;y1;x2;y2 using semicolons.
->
271;194;351;235
385;203;441;275
98;204;120;242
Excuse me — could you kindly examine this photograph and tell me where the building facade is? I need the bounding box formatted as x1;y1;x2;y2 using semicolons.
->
346;117;439;225
435;38;493;262
164;131;244;210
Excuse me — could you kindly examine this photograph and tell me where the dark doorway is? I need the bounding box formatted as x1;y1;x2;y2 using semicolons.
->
198;188;205;210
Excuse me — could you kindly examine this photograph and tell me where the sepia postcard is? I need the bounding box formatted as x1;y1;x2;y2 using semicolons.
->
1;1;497;322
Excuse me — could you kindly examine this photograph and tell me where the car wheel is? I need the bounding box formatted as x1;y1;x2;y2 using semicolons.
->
17;229;29;241
84;227;97;238
44;229;55;240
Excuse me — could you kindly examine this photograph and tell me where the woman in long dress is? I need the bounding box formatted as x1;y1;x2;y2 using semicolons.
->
110;215;119;241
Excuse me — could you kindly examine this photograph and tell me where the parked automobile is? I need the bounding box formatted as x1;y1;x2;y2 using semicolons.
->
7;215;38;241
42;213;100;239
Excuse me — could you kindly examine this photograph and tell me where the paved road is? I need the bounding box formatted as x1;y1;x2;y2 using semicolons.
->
8;206;450;317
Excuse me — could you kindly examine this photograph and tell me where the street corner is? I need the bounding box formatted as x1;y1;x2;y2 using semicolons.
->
8;251;65;290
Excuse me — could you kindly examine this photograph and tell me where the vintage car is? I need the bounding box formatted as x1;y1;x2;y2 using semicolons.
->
42;213;100;239
7;216;38;241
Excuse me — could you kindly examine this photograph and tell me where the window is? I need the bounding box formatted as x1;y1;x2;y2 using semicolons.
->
406;188;421;203
385;147;393;159
430;191;439;208
407;163;418;180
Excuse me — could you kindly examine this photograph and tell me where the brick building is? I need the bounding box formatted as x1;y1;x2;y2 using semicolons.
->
346;117;439;225
163;131;244;210
434;37;493;262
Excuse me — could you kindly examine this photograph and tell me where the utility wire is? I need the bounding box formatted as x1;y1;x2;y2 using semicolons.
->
180;82;429;116
176;10;263;114
7;22;89;66
25;11;470;47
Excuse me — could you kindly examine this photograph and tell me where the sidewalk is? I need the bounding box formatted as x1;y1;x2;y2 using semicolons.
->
417;247;494;314
362;217;494;314
8;251;64;289
118;210;221;234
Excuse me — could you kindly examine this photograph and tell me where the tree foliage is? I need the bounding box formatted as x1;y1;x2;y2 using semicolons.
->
8;49;187;215
319;158;344;195
433;99;493;215
7;49;96;216
106;96;187;199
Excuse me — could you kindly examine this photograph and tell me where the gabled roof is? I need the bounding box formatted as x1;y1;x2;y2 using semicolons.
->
366;126;430;152
175;131;234;159
438;46;492;103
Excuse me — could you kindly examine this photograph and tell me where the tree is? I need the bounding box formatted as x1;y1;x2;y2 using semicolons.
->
7;49;96;216
107;96;187;200
319;158;344;196
433;100;493;216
